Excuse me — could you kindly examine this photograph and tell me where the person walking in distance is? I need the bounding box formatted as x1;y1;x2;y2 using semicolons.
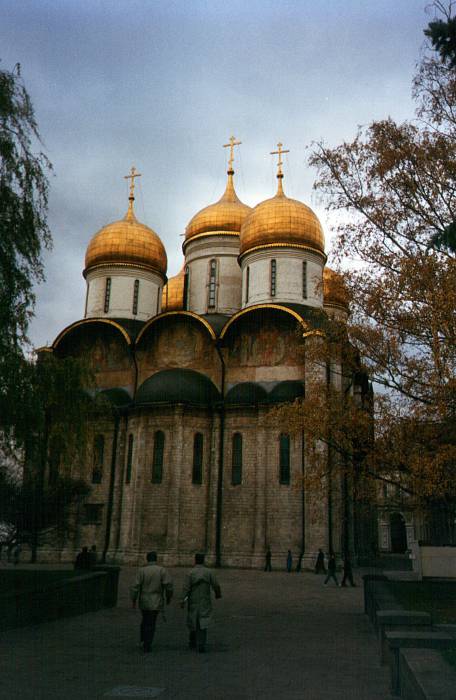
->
74;546;91;570
286;550;293;573
13;543;21;565
341;554;356;587
324;552;339;586
181;553;221;653
314;548;326;574
264;547;272;571
130;551;173;653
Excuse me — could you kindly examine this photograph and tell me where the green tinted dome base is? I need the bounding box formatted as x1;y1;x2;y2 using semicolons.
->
268;381;304;404
225;382;268;405
98;388;132;407
136;369;220;406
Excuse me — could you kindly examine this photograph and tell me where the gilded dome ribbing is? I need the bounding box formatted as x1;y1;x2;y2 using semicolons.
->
239;178;325;257
162;267;185;311
323;267;349;308
84;202;167;277
184;172;251;245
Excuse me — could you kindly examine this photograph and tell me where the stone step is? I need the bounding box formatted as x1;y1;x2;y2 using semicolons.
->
376;611;432;664
400;648;456;700
385;629;456;696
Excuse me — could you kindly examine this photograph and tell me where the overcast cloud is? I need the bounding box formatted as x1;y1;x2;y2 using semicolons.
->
1;0;429;347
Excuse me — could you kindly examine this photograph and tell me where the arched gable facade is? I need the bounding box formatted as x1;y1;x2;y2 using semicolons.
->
52;318;135;396
135;311;220;392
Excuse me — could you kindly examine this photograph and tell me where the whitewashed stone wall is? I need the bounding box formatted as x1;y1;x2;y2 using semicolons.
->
184;235;242;315
240;248;324;308
85;267;164;321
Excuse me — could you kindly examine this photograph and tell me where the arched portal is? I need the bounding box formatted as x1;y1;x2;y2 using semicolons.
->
390;512;407;553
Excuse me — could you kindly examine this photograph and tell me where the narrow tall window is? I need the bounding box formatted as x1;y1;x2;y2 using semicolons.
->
156;287;161;314
279;433;291;485
92;434;104;484
232;433;243;485
152;430;165;484
270;259;277;297
125;434;134;484
84;284;89;317
208;259;217;308
183;266;190;310
192;433;203;484
245;266;250;303
302;261;307;299
132;279;139;315
104;277;111;313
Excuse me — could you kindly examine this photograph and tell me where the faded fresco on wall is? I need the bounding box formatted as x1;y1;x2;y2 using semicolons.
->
227;318;302;367
138;321;208;369
82;335;132;373
57;325;133;377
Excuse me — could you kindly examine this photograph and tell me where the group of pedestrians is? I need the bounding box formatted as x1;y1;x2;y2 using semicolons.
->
264;548;302;572
131;546;355;653
74;545;98;570
130;551;221;654
316;549;356;587
264;547;356;586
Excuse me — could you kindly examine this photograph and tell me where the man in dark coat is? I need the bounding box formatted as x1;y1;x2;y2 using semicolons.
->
131;551;173;653
324;553;339;586
314;548;326;574
74;546;91;570
341;554;356;587
286;550;293;572
181;553;221;653
264;547;272;571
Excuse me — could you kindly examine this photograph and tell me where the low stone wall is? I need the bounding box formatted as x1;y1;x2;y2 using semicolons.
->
363;575;456;697
363;574;399;627
1;567;120;631
421;546;456;578
400;648;456;699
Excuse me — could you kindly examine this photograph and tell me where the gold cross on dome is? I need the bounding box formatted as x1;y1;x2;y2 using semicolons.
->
223;135;242;171
124;165;142;199
270;142;290;177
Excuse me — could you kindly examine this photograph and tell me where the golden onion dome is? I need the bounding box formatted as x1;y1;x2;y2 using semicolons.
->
184;171;251;245
323;267;349;308
239;177;325;257
84;199;167;278
162;266;185;311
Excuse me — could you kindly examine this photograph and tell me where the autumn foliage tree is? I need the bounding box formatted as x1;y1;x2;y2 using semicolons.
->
0;352;102;560
272;14;456;546
425;1;456;70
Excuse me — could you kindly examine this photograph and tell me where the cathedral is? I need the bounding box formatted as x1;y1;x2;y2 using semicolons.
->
44;139;372;568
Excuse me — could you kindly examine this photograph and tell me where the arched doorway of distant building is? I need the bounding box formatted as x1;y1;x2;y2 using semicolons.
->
390;512;407;553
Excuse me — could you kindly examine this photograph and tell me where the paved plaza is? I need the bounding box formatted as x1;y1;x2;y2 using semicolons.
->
0;566;393;699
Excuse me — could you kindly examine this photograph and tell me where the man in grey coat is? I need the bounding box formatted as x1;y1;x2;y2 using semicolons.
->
180;553;221;653
131;551;173;653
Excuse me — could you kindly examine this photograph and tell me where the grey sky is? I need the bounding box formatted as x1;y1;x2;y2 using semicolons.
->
2;0;429;347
